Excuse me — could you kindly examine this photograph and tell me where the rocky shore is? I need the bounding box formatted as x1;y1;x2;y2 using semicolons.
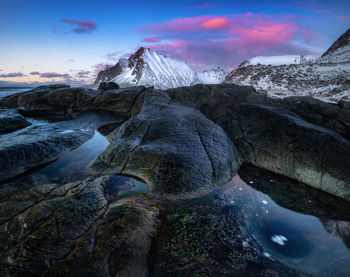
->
0;83;349;276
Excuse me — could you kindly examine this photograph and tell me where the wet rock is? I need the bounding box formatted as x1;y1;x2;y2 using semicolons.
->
0;178;158;277
0;125;93;183
321;219;350;250
339;99;350;110
91;90;241;194
97;121;123;136
91;86;146;119
149;185;306;277
0;109;31;135
98;81;120;90
166;83;265;140
239;164;350;221
0;85;146;120
234;103;350;200
278;96;350;141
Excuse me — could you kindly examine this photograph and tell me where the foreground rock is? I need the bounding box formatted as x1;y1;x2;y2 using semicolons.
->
0;178;159;277
0;85;146;120
0;109;31;135
0;83;350;276
0;125;93;182
91;89;241;194
234;103;350;200
98;81;120;90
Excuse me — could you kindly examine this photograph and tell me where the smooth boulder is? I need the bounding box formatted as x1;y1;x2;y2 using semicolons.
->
91;90;241;194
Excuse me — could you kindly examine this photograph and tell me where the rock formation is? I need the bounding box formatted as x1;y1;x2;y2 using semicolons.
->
0;82;349;276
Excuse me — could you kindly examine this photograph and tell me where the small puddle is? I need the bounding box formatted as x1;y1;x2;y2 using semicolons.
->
102;175;148;202
229;166;350;277
4;129;109;188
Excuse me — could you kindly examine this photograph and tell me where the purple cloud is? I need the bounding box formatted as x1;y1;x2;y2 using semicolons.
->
105;51;122;61
40;72;71;78
60;19;96;34
76;70;91;78
142;36;162;43
0;72;24;78
93;63;114;76
30;71;41;75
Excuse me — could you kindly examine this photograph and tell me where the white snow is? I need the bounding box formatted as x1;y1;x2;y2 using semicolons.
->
240;55;319;67
271;235;288;246
227;48;350;103
196;67;226;84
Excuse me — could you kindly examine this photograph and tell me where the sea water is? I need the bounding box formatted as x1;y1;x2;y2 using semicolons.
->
0;87;32;98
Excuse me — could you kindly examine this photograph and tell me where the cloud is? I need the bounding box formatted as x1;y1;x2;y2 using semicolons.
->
68;59;75;62
200;17;229;30
105;52;122;62
76;70;91;78
60;19;96;34
142;36;161;43
93;63;114;76
138;13;317;70
30;71;41;75
0;72;24;78
39;72;71;78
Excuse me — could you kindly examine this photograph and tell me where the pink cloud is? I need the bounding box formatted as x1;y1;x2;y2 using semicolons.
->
105;51;122;61
234;24;297;41
93;63;114;76
137;13;318;70
201;17;229;30
60;19;96;34
139;15;211;33
142;36;161;43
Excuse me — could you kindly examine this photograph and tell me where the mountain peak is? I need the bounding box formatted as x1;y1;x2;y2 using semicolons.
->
94;47;226;89
322;29;350;57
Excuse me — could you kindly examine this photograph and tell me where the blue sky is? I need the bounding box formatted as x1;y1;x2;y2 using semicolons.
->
0;0;349;86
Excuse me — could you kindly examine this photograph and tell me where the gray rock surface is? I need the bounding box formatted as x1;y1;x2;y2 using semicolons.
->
91;89;241;194
0;178;159;277
234;103;350;200
0;125;93;182
0;109;31;135
0;83;350;276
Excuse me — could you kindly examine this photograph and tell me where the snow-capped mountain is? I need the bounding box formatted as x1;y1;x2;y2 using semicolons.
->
225;29;350;103
196;67;226;84
94;47;225;89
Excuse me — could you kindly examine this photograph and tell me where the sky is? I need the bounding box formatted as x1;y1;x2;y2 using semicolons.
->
0;0;349;86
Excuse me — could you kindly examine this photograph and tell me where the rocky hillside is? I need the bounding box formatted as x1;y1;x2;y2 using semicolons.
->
94;47;226;89
224;29;350;103
196;67;226;84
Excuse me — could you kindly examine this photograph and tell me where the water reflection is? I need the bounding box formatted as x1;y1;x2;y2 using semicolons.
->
230;165;350;276
102;175;148;202
4;130;109;188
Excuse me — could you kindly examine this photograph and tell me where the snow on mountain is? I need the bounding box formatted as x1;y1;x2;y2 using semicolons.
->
196;67;226;84
239;55;318;67
94;47;198;89
225;29;350;103
94;47;226;89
